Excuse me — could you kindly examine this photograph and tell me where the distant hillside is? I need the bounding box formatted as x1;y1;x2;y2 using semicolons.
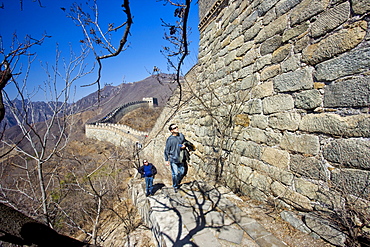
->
2;73;178;129
1;99;67;130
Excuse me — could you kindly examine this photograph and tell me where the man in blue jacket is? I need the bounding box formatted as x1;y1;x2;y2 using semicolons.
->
164;124;186;193
138;159;157;196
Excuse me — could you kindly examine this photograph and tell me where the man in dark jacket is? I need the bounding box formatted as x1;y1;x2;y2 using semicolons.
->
164;124;187;193
138;159;157;196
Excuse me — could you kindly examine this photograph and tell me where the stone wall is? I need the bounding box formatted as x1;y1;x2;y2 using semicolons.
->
142;0;370;245
85;100;150;148
94;101;149;124
85;124;146;147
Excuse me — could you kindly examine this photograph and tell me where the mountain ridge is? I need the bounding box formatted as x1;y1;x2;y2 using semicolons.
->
2;73;178;129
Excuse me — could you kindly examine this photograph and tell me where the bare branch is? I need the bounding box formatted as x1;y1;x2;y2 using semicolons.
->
67;0;133;96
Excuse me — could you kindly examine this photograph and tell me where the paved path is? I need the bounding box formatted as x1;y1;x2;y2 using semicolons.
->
130;176;288;247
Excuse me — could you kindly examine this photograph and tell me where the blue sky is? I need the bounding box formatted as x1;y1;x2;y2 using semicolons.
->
0;0;199;101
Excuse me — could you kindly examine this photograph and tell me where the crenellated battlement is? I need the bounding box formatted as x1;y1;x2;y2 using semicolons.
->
86;122;148;137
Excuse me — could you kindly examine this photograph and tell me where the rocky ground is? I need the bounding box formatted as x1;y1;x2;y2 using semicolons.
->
118;176;334;247
230;195;334;247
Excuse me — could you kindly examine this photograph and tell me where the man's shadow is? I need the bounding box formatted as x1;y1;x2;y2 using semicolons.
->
152;183;165;194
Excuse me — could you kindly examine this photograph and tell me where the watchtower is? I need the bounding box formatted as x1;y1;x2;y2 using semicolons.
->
143;97;158;107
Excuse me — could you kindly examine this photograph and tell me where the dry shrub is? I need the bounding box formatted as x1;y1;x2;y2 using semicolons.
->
118;106;163;132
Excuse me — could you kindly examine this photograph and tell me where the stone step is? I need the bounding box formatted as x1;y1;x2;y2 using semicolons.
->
130;178;288;247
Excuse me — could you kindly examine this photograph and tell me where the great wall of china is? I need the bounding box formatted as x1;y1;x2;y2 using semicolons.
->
85;100;151;144
84;0;370;246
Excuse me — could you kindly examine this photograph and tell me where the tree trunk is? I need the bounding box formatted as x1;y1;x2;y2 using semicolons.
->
37;161;50;227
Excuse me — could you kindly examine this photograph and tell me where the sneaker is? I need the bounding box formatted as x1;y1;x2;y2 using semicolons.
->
146;193;149;197
174;188;178;193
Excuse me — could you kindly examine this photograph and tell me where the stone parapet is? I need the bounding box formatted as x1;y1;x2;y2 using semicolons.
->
85;123;147;146
87;123;148;137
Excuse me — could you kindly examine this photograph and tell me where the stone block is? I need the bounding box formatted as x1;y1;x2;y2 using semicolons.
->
282;22;309;42
242;48;259;66
305;213;347;246
294;89;322;109
268;111;301;131
290;154;327;180
271;181;313;211
255;14;288;43
250;171;273;192
281;54;301;73
293;34;310;53
255;54;272;71
280;132;320;155
237;164;253;183
218;46;228;58
263;7;277;26
242;10;258;31
243;127;268;144
250;81;273;99
314;82;325;89
218;226;244;244
228;35;245;51
240;73;258;89
243;99;263;114
323;138;370;170
275;0;301;17
230;60;243;73
250;115;269;129
260;35;283;56
290;0;330;26
323;77;370;108
192;228;222;247
261;147;290;169
230;25;242;40
221;35;231;49
234;140;261;159
241;157;293;185
352;0;370;15
243;22;262;42
331;168;370;198
310;2;350;38
274;67;314;92
256;0;280;16
235;114;250;127
280;210;312;234
272;44;292;64
300;113;370;137
241;221;271;240
262;94;294;114
302;20;367;65
314;188;343;210
236;41;254;57
294;178;319;200
225;49;238;66
264;130;283;146
260;64;281;81
315;46;370;81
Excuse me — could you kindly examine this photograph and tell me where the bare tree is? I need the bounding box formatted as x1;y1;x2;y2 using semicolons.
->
144;0;194;139
0;46;92;227
50;141;138;246
0;34;50;124
160;0;192;98
0;0;44;11
66;0;133;93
